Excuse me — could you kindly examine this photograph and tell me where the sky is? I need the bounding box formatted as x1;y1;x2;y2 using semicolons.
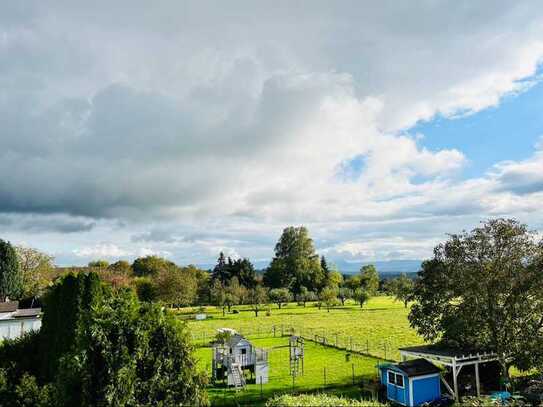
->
2;1;543;269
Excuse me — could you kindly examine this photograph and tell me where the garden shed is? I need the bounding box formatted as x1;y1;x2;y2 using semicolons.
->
379;358;442;407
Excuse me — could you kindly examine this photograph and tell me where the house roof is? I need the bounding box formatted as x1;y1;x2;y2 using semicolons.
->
392;358;441;377
13;308;41;318
228;334;250;347
0;302;19;313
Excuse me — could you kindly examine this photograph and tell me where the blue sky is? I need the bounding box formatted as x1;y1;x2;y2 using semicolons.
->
2;2;543;268
414;71;543;180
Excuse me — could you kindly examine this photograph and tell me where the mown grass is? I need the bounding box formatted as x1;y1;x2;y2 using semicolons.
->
182;296;425;360
195;336;384;406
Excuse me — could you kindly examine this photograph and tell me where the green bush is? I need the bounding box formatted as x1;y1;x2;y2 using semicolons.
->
265;393;384;406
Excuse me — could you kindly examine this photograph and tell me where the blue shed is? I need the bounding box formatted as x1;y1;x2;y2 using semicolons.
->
379;358;441;407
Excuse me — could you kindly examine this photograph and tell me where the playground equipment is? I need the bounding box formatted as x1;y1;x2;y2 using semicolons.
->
289;335;304;377
212;329;269;390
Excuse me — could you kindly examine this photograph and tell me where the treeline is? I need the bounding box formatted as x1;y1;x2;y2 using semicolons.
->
0;226;413;314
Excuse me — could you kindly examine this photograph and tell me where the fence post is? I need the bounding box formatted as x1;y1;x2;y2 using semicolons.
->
260;376;263;399
350;337;353;352
384;342;387;360
366;339;369;354
323;367;327;387
273;325;276;337
352;363;355;385
335;333;338;347
281;324;284;337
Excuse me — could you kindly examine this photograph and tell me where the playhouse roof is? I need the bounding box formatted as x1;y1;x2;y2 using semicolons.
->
227;334;250;347
393;358;441;377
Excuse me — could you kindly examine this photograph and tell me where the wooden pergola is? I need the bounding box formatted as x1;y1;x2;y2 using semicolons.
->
399;345;498;401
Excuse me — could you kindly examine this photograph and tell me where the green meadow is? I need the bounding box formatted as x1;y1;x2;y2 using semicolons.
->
183;296;425;405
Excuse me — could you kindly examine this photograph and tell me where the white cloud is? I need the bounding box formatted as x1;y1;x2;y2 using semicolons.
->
1;2;543;265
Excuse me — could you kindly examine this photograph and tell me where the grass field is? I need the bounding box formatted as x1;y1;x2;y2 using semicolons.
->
182;296;425;361
195;337;383;406
183;296;425;405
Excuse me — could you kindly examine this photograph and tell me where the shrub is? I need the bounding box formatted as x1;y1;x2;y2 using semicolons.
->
266;393;384;406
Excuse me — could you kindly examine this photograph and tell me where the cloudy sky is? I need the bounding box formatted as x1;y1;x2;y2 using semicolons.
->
2;1;543;268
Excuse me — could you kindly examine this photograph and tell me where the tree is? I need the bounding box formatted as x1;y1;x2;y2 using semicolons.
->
268;288;292;309
360;264;379;295
88;259;109;269
155;265;198;307
15;246;55;300
224;277;244;312
0;273;209;406
0;240;23;302
263;226;325;293
210;279;227;316
211;252;229;285
320;256;330;287
295;286;311;307
229;258;257;288
319;286;338;312
387;274;414;308
338;287;353;306
132;255;174;277
409;219;543;379
353;288;369;308
328;271;343;288
247;286;268;317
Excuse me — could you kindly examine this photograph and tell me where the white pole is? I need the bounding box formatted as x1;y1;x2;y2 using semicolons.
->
452;360;459;401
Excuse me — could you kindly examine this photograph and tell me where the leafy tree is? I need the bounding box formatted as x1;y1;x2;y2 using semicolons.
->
155;265;198;307
247;286;268;317
210;279;227;316
211;252;229;285
194;267;211;304
268;288;292;309
132;255;174;277
56;291;208;406
319;286;339;312
360;264;379;295
344;275;361;291
328;271;343;288
386;274;414;308
39;272;103;381
88;259;109;268
338;287;353;306
295;286;312;307
353;288;369;308
15;246;54;301
230;258;257;288
409;219;543;379
134;277;157;302
0;239;23;301
224;277;244;312
263;226;325;293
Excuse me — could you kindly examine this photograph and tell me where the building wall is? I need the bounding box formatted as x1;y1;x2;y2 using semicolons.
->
385;370;408;406
0;318;41;340
411;375;440;406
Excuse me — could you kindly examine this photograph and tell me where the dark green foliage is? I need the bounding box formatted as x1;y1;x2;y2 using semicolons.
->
409;218;543;376
359;265;379;295
39;272;103;381
0;272;208;406
135;277;157;302
0;239;23;301
211;252;229;285
56;291;208;406
88;260;109;268
229;258;257;288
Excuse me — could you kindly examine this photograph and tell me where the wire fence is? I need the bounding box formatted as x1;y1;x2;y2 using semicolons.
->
191;323;401;361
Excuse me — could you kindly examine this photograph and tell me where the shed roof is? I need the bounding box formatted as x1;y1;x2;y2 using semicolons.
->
392;358;441;377
228;334;250;347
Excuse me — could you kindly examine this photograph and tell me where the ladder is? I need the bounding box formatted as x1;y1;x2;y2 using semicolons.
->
229;363;246;391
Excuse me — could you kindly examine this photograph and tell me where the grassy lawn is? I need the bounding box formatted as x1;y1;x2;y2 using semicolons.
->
195;336;384;406
182;296;425;361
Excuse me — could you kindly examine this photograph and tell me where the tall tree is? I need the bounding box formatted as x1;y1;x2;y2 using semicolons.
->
353;288;369;308
263;226;324;293
319;286;339;312
320;256;330;288
409;219;543;379
211;252;229;286
229;258;257;288
88;260;109;269
0;239;23;301
155;265;198;307
360;264;379;295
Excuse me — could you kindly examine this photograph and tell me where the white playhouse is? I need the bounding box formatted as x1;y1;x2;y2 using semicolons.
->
212;329;269;390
